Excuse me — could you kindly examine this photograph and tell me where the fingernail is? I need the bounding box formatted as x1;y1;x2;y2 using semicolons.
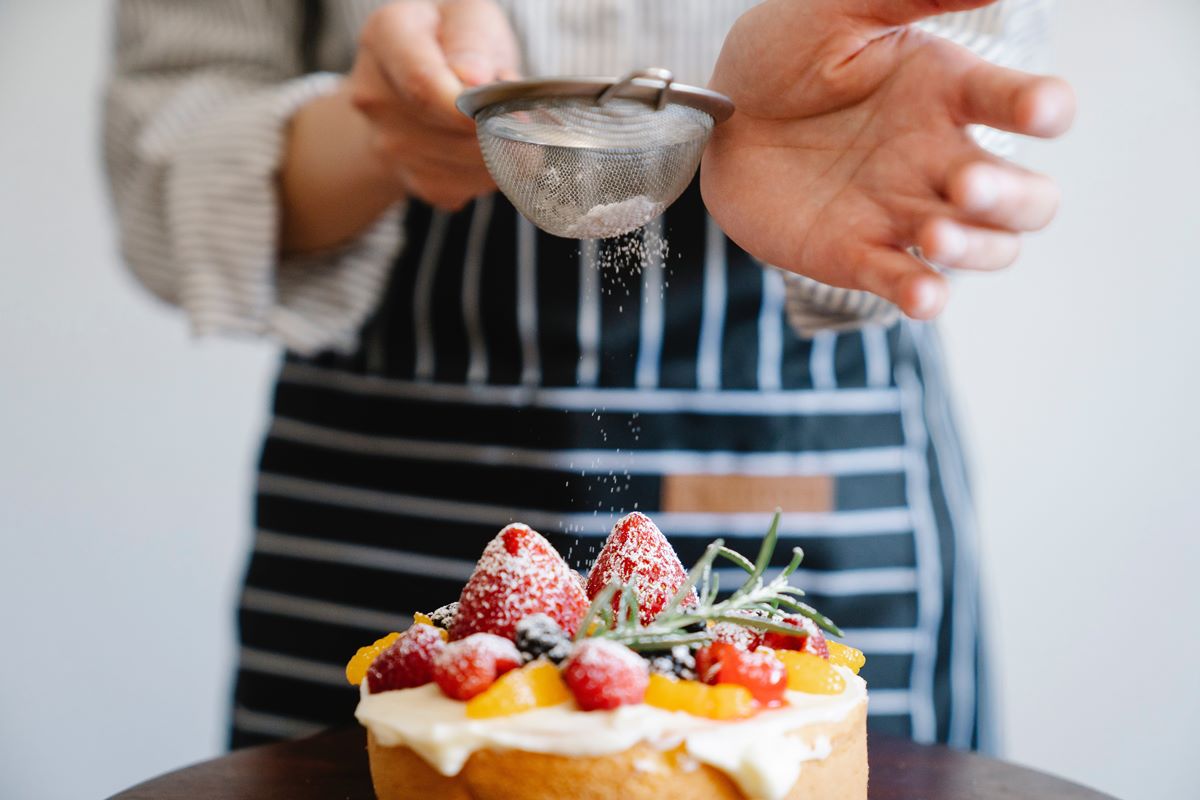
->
964;169;998;212
1027;92;1066;137
910;279;943;318
448;52;490;85
939;222;968;261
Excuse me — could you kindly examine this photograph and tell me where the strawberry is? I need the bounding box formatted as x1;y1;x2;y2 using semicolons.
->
762;616;829;659
695;641;786;706
451;524;590;641
366;623;446;693
432;633;522;700
585;512;698;625
563;639;649;711
711;621;763;652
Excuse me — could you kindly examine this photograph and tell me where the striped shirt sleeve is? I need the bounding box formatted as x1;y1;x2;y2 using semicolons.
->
103;0;403;356
782;0;1053;338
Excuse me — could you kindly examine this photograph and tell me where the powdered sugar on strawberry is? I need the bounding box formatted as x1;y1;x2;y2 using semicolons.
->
586;512;698;625
432;633;521;700
367;624;446;694
763;616;829;659
451;523;589;641
711;621;764;651
563;639;649;710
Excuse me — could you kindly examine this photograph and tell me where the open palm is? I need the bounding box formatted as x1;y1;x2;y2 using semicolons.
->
702;0;1075;319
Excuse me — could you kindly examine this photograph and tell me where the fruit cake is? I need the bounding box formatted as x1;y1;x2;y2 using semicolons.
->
348;512;868;800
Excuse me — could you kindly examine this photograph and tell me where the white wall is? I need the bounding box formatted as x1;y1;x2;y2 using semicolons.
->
1;1;1196;798
0;2;277;797
939;2;1200;797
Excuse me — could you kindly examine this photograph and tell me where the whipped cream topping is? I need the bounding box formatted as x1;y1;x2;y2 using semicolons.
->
356;668;866;800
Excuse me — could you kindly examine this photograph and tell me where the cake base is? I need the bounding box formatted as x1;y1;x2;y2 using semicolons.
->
365;703;867;800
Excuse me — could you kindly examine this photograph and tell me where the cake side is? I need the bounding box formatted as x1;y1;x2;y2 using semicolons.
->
366;701;867;800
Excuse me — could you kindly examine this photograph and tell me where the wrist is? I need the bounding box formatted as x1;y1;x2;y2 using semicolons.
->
279;86;407;254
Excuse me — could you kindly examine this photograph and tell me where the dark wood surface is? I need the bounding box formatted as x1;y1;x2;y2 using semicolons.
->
110;726;1117;799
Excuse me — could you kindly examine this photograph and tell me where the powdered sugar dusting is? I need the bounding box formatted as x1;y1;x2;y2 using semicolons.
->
432;633;521;700
585;512;698;625
451;523;589;641
563;638;650;710
711;621;764;652
568;637;646;672
566;195;665;239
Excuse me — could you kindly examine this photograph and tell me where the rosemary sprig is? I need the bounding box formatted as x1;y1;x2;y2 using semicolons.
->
577;510;843;651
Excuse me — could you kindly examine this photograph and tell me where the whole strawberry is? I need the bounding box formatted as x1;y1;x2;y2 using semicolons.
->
586;512;698;625
432;633;523;700
451;524;590;641
563;639;649;711
762;616;829;659
366;623;446;693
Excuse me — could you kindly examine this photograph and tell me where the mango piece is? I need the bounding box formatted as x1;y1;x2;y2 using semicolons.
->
705;684;757;720
827;641;866;674
777;650;846;695
345;632;402;685
466;661;572;719
645;673;756;720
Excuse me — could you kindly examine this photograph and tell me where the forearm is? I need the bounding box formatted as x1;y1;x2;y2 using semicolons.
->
279;87;406;255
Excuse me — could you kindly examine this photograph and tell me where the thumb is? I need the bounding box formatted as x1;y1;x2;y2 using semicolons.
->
834;0;997;27
439;0;522;87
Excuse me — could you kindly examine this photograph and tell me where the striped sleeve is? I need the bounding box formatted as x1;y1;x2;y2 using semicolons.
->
103;0;403;355
782;0;1053;338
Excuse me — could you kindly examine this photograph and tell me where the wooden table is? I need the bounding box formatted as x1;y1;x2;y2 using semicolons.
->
110;726;1117;799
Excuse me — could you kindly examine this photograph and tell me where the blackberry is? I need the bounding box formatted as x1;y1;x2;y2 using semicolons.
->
645;645;697;681
426;602;458;632
514;613;573;664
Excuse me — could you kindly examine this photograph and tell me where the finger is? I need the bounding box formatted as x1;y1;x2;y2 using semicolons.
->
852;247;949;320
368;123;485;166
400;165;497;210
916;218;1021;272
843;0;997;26
366;2;474;132
439;0;522;86
946;161;1060;231
959;64;1076;138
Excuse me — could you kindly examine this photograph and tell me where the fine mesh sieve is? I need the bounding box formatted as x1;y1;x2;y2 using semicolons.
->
457;68;734;239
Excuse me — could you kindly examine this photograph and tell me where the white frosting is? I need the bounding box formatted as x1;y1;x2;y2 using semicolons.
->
356;668;866;800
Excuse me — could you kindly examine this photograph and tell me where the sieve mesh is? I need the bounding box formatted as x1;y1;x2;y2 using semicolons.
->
475;97;714;239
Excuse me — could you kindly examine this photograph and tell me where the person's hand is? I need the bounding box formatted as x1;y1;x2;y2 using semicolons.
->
348;0;520;210
701;0;1076;319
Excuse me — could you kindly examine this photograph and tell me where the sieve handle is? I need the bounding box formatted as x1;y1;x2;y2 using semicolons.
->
596;68;675;110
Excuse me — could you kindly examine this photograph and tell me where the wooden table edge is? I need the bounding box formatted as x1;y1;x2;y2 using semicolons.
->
109;726;1121;799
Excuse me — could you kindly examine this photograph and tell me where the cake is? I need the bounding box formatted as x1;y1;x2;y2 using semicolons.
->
349;512;868;800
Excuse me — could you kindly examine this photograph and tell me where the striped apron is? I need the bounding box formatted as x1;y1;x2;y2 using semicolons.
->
231;182;986;752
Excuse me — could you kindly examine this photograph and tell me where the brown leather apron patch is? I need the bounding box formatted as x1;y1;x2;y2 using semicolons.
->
661;474;834;514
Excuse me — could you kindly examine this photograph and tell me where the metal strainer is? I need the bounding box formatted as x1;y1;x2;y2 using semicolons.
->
457;68;734;239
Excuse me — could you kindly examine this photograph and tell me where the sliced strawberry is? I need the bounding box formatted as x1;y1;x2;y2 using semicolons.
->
695;641;786;706
451;523;589;641
432;633;522;700
762;616;829;659
585;512;698;625
563;639;649;711
366;624;446;693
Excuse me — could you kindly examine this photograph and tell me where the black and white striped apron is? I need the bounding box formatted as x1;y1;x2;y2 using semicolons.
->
230;182;987;753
